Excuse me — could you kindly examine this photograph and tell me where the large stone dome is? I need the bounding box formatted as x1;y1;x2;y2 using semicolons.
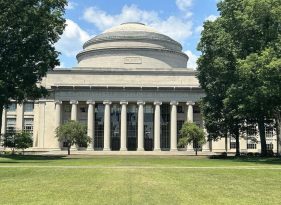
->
76;22;189;69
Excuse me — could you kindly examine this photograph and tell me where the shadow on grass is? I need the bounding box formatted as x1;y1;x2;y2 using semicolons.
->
0;155;68;163
209;156;281;165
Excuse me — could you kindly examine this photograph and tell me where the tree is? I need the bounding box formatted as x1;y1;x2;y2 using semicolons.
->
0;0;67;135
197;18;243;156
197;0;281;156
178;122;206;156
55;121;91;155
2;131;33;154
15;132;33;155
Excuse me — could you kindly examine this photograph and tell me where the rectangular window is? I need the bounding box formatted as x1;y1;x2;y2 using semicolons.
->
177;105;184;114
266;143;273;150
23;118;34;135
265;124;274;138
7;103;17;112
230;142;236;149
247;144;257;149
23;103;34;112
6;118;16;133
64;105;71;112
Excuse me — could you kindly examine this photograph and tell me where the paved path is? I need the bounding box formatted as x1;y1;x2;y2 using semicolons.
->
0;165;280;170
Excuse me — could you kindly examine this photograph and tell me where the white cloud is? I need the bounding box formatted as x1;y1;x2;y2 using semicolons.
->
176;0;193;11
56;19;91;57
205;14;218;22
185;50;199;69
83;5;193;43
66;1;77;10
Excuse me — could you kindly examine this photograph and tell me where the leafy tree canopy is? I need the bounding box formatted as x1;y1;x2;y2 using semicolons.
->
0;0;67;134
55;121;90;155
178;122;206;155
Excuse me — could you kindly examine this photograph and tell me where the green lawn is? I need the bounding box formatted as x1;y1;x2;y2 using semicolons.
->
0;155;280;205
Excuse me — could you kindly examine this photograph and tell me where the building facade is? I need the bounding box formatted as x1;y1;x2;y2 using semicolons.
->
0;23;278;153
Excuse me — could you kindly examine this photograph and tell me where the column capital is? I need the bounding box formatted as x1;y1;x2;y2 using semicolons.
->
170;101;179;106
154;101;162;106
120;101;128;105
55;100;62;105
86;100;95;105
186;101;195;106
103;100;112;105
70;100;78;105
137;101;145;105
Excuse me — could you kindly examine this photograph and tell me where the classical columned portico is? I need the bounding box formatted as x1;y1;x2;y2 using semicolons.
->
170;101;178;151
87;101;95;150
154;101;162;151
137;101;145;151
103;101;111;151
120;101;128;151
70;100;78;121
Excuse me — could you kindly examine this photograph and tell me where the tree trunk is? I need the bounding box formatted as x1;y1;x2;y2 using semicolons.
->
258;117;267;157
195;148;198;156
234;128;240;156
0;104;3;142
275;112;281;157
68;146;70;155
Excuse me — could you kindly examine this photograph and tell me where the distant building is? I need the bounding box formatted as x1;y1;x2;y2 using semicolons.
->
1;23;277;153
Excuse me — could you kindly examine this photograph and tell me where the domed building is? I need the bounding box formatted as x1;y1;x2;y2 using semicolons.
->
1;23;277;154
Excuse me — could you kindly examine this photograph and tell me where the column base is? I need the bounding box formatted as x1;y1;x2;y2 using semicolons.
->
170;148;178;152
87;147;94;151
120;148;127;151
137;148;144;151
103;148;111;151
154;148;161;151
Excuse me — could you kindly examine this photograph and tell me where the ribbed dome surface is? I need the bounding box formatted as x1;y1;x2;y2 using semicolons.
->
77;22;188;69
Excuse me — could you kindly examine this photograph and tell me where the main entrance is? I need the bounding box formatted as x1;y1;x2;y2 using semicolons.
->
111;104;121;150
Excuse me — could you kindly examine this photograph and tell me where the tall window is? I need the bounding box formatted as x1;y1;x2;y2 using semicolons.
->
265;123;274;138
94;104;104;149
247;124;257;150
160;104;170;150
24;103;34;112
79;105;87;124
23;118;34;135
144;104;154;151
7;103;17;112
6;118;16;133
127;104;137;151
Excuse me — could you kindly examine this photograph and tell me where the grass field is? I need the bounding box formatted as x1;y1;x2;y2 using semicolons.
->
0;155;281;205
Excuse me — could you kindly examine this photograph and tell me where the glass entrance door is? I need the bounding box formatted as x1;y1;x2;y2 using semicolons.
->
111;104;121;151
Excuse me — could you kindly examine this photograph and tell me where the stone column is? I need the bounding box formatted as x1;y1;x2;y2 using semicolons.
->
1;108;7;136
120;101;128;151
103;101;111;151
55;101;62;128
70;100;78;121
87;101;95;150
38;101;46;148
55;101;62;148
187;102;195;123
137;101;145;151
16;104;24;130
154;101;162;151
170;101;178;151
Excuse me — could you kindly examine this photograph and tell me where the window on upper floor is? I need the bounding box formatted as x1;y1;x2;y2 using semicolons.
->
7;103;17;112
24;103;34;112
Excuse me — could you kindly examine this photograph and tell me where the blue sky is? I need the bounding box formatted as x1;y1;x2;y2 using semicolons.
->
56;0;220;69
